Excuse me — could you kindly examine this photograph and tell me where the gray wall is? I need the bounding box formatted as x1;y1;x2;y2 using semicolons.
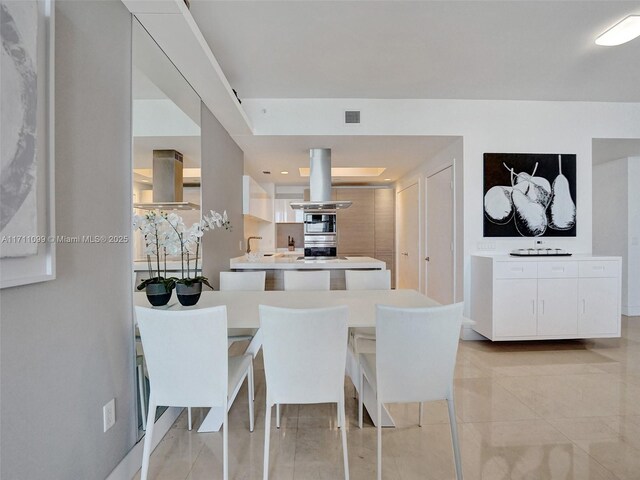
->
201;104;245;289
0;2;135;479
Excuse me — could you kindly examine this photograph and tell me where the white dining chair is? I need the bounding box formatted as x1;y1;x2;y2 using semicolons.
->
135;305;255;480
283;270;330;291
278;269;331;426
360;303;464;480
220;271;266;351
345;270;390;361
259;305;350;480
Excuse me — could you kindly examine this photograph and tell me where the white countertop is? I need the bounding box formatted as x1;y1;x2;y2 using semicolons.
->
230;253;386;270
472;254;621;262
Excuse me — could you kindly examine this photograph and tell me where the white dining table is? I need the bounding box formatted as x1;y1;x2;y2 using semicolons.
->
134;289;473;431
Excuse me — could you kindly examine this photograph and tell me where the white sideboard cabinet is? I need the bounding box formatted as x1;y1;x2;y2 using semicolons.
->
470;255;621;341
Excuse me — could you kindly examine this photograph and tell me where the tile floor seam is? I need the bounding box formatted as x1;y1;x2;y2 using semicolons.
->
569;437;625;480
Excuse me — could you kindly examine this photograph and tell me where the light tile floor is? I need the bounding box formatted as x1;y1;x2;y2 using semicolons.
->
134;316;640;480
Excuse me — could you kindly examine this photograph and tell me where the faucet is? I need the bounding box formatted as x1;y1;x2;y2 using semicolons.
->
246;236;262;254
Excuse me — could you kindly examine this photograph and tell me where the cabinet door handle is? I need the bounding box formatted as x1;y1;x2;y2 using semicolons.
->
541;300;545;315
532;300;536;315
582;299;586;314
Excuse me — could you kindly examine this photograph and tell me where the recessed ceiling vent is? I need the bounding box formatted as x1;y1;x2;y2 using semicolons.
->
345;110;360;124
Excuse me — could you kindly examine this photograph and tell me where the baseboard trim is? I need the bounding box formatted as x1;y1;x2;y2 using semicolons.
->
622;306;640;317
106;407;182;480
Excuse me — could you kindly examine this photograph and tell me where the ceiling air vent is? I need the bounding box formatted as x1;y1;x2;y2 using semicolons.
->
345;110;360;124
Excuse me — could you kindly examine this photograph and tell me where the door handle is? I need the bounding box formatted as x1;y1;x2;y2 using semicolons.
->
402;252;409;256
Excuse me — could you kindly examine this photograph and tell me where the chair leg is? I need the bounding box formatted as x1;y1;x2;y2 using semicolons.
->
223;404;229;480
358;371;364;429
188;407;192;431
377;401;382;480
140;398;157;480
340;395;350;480
276;403;280;429
248;364;255;432
137;362;147;431
337;403;341;428
447;396;463;480
418;402;423;427
263;402;272;480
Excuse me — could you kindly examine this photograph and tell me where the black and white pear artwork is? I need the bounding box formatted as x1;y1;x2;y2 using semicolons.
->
483;153;577;237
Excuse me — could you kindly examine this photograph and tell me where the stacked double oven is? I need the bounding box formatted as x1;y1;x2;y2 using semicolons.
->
303;211;338;258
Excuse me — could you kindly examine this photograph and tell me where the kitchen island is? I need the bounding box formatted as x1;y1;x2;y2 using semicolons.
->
230;253;386;290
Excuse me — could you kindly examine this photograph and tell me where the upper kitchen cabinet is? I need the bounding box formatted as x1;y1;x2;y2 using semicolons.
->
274;199;304;223
243;175;273;222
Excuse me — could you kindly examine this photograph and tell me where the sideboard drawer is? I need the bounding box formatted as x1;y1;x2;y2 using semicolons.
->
579;261;620;278
538;261;579;278
494;261;538;279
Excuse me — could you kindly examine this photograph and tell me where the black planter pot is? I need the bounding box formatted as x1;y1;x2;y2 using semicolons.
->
145;282;172;306
176;282;202;306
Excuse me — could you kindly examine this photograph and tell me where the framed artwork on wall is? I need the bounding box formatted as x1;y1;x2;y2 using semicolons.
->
1;0;55;288
483;152;577;238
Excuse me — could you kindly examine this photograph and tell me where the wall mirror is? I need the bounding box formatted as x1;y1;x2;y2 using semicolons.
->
131;18;202;439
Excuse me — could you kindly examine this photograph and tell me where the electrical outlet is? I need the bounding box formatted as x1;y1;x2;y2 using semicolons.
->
103;399;115;432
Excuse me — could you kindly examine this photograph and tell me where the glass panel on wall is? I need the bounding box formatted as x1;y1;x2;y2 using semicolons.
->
131;18;201;439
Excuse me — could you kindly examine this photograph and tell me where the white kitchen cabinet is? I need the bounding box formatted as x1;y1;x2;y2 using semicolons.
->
274;199;303;223
471;255;621;341
243;175;273;222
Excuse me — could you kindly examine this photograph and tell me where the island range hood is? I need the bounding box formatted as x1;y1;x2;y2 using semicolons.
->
133;149;200;211
290;148;352;210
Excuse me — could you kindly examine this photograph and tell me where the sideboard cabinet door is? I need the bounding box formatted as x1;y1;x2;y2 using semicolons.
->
494;278;538;337
578;277;619;336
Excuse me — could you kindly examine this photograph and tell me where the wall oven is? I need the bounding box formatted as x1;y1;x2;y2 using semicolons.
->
304;212;337;235
303;212;337;258
303;235;337;258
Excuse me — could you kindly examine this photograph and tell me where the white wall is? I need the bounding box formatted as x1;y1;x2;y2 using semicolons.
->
593;158;630;309
0;2;135;478
629;159;640;315
241;98;640;314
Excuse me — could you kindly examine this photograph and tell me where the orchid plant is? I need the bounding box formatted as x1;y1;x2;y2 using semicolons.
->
162;210;231;289
133;211;178;291
133;209;231;291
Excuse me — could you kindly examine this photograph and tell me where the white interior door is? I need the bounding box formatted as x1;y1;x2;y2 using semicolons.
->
426;167;454;304
397;183;419;290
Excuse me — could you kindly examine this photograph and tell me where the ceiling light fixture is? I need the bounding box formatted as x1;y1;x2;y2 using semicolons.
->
280;171;289;175
384;178;392;181
596;15;640;46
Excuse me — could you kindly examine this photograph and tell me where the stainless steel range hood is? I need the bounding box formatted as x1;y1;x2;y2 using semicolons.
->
290;148;352;210
133;150;200;211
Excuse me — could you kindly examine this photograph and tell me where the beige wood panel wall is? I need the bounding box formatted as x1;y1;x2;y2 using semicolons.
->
336;188;375;256
374;188;396;287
